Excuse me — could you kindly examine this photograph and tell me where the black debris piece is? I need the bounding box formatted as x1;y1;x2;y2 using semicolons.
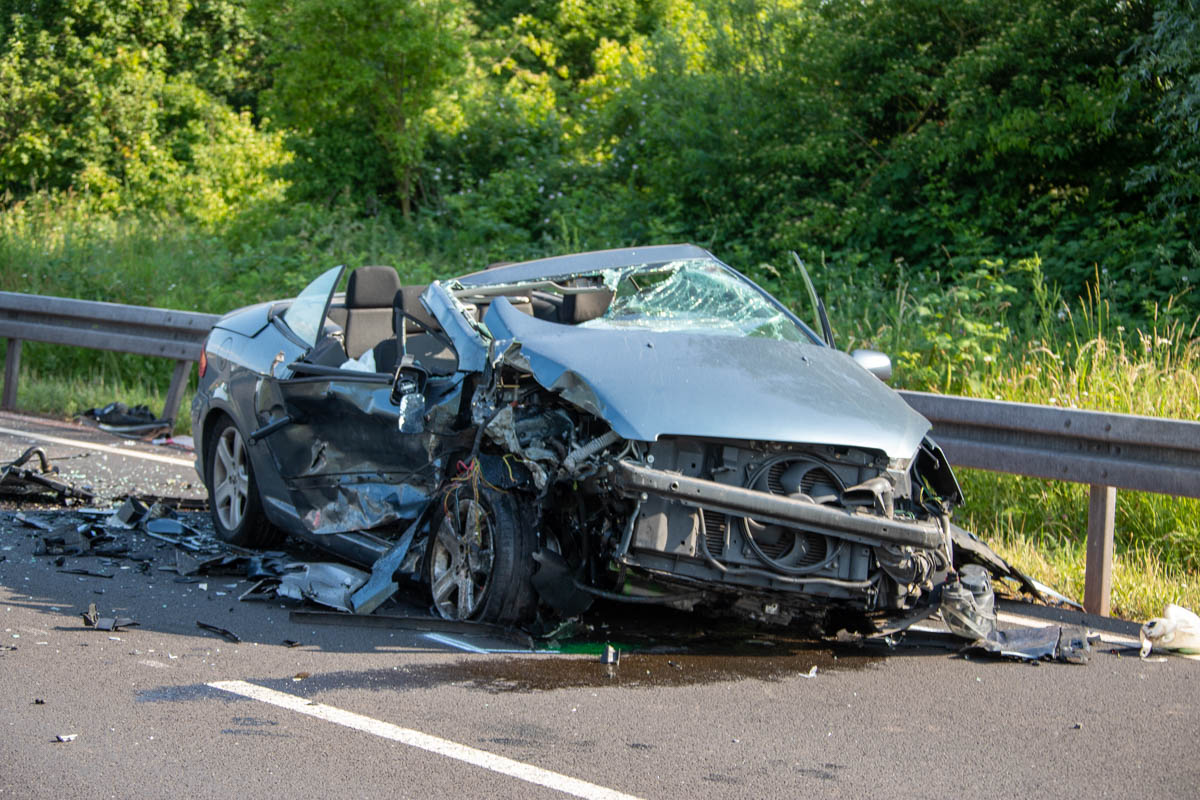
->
0;446;93;504
59;567;114;579
282;640;302;648
238;579;279;602
36;522;113;557
121;494;208;512
94;616;138;632
15;512;52;531
33;698;45;705
83;402;171;439
196;621;241;643
113;496;151;528
81;603;99;627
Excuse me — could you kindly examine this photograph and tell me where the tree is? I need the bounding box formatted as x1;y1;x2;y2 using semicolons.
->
257;0;469;216
0;0;276;215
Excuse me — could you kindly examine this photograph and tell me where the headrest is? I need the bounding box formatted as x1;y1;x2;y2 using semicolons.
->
347;265;401;308
563;289;614;324
394;286;441;333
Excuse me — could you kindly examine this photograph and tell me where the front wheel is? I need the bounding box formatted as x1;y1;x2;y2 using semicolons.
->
425;486;535;624
205;415;278;547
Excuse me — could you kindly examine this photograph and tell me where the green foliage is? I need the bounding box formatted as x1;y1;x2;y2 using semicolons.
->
1122;0;1200;218
254;0;470;214
0;0;283;219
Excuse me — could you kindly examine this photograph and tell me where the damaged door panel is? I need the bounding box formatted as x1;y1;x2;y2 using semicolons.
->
191;245;1060;638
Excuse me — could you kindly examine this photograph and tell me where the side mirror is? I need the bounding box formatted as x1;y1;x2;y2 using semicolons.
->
851;349;892;382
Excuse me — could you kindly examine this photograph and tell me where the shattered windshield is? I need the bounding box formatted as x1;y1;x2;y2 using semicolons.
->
583;258;812;343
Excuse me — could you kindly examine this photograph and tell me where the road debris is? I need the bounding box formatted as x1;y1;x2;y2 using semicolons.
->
54;734;78;743
81;401;171;439
15;511;52;531
276;562;370;613
0;446;93;504
59;567;114;579
1140;604;1200;658
196;621;241;643
939;567;1092;663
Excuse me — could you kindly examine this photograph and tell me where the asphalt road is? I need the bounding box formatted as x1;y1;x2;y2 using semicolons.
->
1;411;1197;799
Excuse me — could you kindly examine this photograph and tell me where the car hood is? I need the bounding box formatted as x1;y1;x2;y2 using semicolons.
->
485;299;930;459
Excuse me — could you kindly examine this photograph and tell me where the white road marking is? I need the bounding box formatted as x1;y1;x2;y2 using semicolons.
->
208;680;644;800
0;425;195;468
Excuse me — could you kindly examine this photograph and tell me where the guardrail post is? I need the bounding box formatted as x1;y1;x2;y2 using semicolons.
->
162;360;192;424
2;338;21;409
1084;484;1117;616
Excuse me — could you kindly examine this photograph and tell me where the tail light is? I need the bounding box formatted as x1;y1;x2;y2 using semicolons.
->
197;337;208;379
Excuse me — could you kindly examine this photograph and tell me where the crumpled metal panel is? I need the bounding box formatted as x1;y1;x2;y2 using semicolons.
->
297;480;431;535
484;297;930;458
277;562;370;612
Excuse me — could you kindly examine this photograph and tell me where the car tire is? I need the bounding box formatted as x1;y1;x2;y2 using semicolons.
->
426;485;536;624
205;415;279;547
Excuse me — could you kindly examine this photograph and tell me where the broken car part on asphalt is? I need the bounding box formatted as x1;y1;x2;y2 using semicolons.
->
0;446;93;504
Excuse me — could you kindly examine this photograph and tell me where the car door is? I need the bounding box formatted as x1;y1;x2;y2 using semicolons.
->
250;266;458;535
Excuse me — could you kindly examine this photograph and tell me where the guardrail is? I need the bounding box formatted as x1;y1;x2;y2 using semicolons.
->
900;390;1200;615
0;291;1196;616
0;292;219;423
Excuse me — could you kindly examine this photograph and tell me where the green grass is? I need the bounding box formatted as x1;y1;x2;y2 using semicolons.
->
2;197;1197;621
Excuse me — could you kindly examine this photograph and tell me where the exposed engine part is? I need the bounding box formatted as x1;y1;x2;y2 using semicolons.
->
874;544;940;587
563;429;622;475
843;475;895;519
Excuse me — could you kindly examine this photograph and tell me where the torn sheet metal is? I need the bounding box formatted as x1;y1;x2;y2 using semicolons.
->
297;481;430;536
276;562;370;612
964;625;1093;664
349;518;421;614
941;565;1090;663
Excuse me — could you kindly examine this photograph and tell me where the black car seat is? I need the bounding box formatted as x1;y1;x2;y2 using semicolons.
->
561;287;614;323
373;286;460;375
342;265;401;359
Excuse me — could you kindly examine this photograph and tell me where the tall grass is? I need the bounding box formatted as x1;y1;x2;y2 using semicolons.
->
2;198;1197;619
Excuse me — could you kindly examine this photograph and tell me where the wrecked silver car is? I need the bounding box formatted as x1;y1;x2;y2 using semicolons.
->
192;244;1027;630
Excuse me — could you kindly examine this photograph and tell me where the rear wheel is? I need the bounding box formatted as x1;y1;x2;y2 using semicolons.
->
426;486;535;624
205;415;278;547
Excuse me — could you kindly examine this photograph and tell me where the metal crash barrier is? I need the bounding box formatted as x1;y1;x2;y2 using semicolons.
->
0;291;218;423
900;390;1200;616
0;289;1196;616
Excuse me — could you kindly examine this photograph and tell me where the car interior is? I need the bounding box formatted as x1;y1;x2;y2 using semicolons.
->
317;266;614;378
